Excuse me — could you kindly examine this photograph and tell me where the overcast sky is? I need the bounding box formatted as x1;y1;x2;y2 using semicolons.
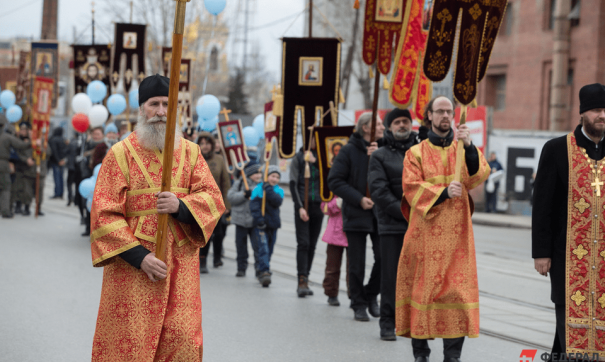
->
0;0;306;82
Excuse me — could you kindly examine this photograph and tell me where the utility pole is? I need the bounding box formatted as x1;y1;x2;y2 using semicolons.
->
549;0;571;131
308;0;313;37
242;0;249;79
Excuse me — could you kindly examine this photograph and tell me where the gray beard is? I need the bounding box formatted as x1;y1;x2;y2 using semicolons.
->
393;129;411;140
135;114;182;151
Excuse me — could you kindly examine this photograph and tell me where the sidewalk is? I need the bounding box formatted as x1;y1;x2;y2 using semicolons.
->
472;212;532;229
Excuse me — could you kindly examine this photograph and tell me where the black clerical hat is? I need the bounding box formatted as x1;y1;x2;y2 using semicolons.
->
579;83;605;114
139;74;170;106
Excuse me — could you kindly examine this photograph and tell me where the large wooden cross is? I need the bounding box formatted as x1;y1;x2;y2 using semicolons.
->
592;177;604;197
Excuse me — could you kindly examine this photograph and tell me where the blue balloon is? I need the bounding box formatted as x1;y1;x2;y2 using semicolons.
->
107;94;127;115
129;89;139;108
79;178;96;200
93;164;102;178
196;95;221;120
204;0;226;15
199;116;218;132
87;81;107;103
252;114;265;137
86;198;93;212
0;90;16;108
6;105;23;123
243;126;260;147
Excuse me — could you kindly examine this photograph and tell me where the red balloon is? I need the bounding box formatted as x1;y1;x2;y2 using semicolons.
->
72;113;90;133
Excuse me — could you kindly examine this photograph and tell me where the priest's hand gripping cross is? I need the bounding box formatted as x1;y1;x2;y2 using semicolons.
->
593;177;604;197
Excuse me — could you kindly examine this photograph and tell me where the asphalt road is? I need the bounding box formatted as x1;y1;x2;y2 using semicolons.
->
0;183;550;362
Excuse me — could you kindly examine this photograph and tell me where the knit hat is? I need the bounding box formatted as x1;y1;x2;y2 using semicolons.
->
579;83;605;114
384;108;412;129
18;121;30;130
244;161;261;177
104;123;118;135
139;74;170;106
267;165;281;178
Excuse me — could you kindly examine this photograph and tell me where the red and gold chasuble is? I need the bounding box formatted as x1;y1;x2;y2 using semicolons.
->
395;140;490;339
565;133;605;357
90;132;224;362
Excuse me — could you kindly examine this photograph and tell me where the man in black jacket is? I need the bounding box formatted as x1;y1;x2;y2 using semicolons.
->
289;140;323;297
328;112;385;321
368;108;417;340
533;83;605;358
48;127;67;199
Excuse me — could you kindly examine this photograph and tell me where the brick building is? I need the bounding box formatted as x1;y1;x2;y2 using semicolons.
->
476;0;605;131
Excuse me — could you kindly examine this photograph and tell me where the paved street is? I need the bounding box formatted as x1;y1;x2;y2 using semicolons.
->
0;181;551;361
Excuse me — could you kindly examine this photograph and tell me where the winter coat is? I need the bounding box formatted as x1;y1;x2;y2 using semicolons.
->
327;132;376;233
227;177;259;228
250;182;284;229
48;127;67;165
321;197;347;247
368;130;417;235
289;148;321;210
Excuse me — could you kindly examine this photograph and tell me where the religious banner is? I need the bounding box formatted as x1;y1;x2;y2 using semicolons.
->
280;38;341;158
314;126;355;201
163;47;192;127
422;0;508;105
31;77;54;159
389;0;433;119
264;101;281;161
15;51;31;105
216;119;250;174
73;45;111;94
110;23;146;95
31;42;59;108
0;67;18;94
362;0;406;75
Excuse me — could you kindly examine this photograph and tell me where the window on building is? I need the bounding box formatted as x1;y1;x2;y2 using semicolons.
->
569;0;580;27
210;46;219;71
485;73;507;111
549;0;556;30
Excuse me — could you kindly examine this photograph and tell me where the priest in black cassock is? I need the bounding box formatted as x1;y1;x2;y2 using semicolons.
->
533;83;605;360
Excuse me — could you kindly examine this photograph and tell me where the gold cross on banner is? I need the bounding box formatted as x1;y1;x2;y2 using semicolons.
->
592;177;604;197
220;107;232;122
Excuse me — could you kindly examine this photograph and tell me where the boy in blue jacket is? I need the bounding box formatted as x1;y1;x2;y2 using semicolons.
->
250;165;284;287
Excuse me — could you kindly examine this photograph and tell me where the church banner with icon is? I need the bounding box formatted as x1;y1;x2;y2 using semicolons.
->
110;23;146;96
280;38;341;159
314;126;355;202
163;47;192;128
362;0;406;75
422;0;507;105
216;119;250;174
31;42;59;108
389;0;433;119
73;45;111;94
32;77;54;158
16;51;31;105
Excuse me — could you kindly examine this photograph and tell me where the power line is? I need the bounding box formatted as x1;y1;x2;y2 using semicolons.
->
0;0;41;20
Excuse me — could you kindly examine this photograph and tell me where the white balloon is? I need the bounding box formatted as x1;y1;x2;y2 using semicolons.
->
89;104;109;127
72;93;93;114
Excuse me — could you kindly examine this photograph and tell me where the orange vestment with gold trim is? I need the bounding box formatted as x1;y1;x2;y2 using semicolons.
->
90;132;225;362
395;140;489;339
565;133;605;357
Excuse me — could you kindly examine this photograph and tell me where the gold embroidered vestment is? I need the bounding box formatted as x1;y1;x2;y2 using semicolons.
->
395;140;490;338
565;133;605;357
90;132;225;361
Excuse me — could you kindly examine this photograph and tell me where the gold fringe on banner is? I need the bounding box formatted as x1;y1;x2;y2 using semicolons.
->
369;66;374;79
383;76;389;90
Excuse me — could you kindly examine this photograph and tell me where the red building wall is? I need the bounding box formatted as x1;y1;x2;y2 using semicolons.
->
476;0;605;131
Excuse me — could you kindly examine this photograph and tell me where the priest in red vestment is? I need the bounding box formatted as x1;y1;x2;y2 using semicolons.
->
396;96;490;362
90;74;225;362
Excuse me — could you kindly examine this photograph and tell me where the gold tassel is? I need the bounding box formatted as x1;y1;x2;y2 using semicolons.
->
383;76;389;90
273;94;284;117
148;42;152;51
107;43;111;49
339;88;346;104
353;0;360;9
369;66;374;79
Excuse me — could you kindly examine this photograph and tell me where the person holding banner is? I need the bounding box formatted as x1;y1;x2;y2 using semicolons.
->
89;74;224;361
395;96;490;362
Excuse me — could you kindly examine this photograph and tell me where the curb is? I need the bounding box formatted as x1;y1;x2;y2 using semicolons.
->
472;218;532;230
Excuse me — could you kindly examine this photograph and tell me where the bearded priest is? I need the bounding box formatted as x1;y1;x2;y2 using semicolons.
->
533;83;605;360
89;74;225;362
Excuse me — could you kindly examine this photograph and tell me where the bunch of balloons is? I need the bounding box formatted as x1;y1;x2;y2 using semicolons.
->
196;95;220;132
71;79;132;133
79;164;102;212
1;89;23;123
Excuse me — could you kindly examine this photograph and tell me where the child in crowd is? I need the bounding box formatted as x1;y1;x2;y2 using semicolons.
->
227;162;262;277
320;196;349;306
250;165;284;287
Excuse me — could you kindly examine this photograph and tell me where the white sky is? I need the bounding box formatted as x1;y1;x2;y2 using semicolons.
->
0;0;307;82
